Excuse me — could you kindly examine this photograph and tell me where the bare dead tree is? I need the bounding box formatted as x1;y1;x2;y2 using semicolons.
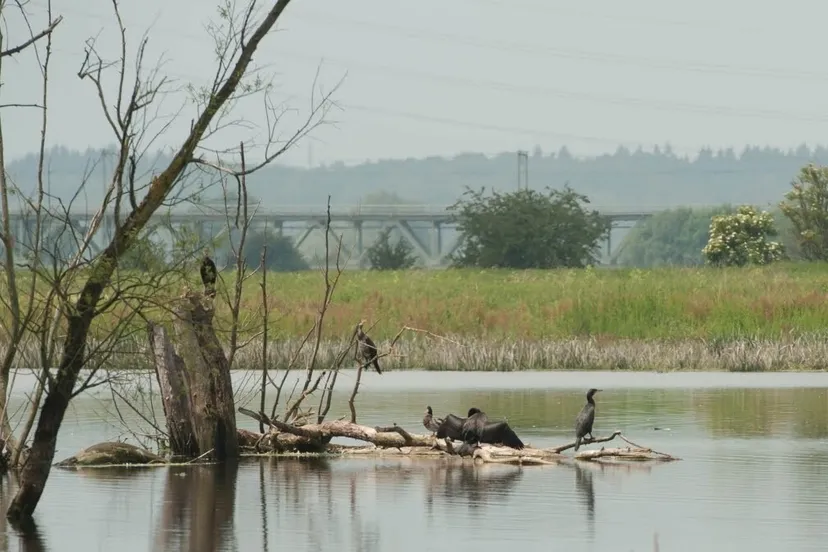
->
274;197;351;424
5;0;339;523
0;0;62;472
258;241;268;434
215;142;263;370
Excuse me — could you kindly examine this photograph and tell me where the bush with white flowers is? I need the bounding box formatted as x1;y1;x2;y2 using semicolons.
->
702;206;785;267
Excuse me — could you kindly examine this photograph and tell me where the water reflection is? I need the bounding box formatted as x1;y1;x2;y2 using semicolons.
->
0;478;47;552
153;462;238;552
443;463;523;511
573;462;595;537
0;371;826;551
9;518;45;552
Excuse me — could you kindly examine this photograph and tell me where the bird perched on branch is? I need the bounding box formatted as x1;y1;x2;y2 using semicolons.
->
574;388;602;451
356;320;382;374
461;407;525;450
199;250;217;299
423;406;443;435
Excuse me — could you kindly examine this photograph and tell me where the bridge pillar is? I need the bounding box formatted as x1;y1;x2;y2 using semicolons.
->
196;221;207;244
430;222;442;267
354;221;364;268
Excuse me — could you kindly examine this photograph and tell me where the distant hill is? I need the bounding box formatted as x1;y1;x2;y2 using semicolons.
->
6;143;826;210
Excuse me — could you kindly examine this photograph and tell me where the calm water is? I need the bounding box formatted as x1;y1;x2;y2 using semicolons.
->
2;370;828;552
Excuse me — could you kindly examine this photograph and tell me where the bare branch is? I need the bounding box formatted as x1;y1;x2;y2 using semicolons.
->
0;15;62;58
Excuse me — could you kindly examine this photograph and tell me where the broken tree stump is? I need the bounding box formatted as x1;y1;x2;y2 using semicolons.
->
149;291;239;461
150;324;198;457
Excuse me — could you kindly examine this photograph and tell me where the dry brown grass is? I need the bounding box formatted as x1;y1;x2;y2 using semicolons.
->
20;334;828;373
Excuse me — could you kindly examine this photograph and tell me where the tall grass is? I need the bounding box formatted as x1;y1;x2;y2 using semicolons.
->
4;262;828;371
224;262;828;340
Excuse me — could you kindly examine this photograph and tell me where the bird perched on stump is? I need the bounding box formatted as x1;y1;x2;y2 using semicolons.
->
574;388;602;451
200;250;217;299
356;320;382;374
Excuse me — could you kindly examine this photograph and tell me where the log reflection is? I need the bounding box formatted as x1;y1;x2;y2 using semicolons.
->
153;462;239;552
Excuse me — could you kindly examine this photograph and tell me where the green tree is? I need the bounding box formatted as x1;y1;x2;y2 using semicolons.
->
614;205;735;267
702;205;785;267
119;232;168;272
242;229;309;272
450;186;610;269
779;164;828;260
366;228;418;270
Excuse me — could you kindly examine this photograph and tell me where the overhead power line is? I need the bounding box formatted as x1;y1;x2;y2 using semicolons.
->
28;1;828;82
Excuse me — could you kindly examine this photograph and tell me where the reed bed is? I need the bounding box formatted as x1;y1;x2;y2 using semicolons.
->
7;334;828;373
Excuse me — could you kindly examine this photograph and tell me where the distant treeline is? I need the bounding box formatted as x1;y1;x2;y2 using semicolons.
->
7;143;827;209
6;144;822;268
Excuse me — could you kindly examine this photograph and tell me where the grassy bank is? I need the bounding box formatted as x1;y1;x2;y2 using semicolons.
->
4;262;828;371
222;262;828;340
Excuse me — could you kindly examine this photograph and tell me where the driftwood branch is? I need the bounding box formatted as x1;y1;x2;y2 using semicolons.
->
551;430;622;453
236;408;679;465
373;424;415;446
238;407;433;449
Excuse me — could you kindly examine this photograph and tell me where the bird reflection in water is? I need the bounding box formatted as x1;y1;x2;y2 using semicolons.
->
424;461;524;513
574;462;596;539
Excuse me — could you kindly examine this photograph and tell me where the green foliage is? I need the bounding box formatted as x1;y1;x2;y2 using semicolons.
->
119;232;168;272
614;205;735;267
450;186;610;269
702;206;785;267
240;229;309;272
779;164;828;261
366;228;418;270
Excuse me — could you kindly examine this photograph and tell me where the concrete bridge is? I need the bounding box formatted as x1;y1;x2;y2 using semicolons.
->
5;204;690;268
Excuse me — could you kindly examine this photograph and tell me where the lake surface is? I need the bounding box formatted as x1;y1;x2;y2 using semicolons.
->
2;370;828;552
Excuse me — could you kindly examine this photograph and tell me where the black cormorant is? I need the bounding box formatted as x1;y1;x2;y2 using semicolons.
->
435;413;468;441
574;388;602;451
423;406;443;434
462;407;487;445
356;320;382;374
461;407;525;450
200;250;217;298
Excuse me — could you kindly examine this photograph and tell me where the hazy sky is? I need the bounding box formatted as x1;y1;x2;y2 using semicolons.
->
4;0;827;167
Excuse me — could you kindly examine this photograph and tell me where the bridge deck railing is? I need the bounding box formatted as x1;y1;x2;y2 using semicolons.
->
6;204;720;218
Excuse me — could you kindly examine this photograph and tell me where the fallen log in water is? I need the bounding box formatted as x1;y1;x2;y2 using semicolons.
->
237;408;680;465
54;413;680;469
238;408;434;449
55;442;166;468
